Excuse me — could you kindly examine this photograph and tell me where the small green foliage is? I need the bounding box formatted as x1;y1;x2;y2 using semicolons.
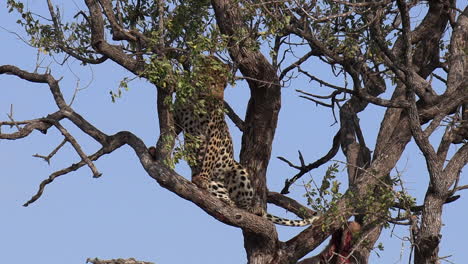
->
303;161;410;233
160;133;176;168
173;133;202;166
377;242;385;251
110;77;135;102
304;163;343;214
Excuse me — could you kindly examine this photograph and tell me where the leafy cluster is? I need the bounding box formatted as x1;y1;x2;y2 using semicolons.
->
304;163;343;213
304;163;404;228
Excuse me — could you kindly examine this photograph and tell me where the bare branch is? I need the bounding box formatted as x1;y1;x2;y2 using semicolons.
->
393;195;461;213
267;191;316;219
224;101;245;132
443;143;468;189
279;129;341;194
298;69;410;108
298;68;347;90
33;139;67;164
279;50;318;80
51;120;102;178
0;112;65;140
454;185;468;192
299;95;334;108
6;104;21;131
24;146;114;207
0;65;68;108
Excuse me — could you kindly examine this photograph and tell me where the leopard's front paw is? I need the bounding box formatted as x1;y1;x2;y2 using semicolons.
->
251;206;265;217
192;175;210;190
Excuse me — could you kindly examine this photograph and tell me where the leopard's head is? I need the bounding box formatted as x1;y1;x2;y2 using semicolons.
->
195;56;230;100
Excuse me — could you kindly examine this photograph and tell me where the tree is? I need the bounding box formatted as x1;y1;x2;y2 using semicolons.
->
1;0;466;263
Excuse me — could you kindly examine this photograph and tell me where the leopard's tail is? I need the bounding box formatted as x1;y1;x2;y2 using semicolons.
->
265;213;319;227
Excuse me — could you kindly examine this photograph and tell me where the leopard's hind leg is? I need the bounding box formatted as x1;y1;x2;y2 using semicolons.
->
226;163;254;210
207;180;235;206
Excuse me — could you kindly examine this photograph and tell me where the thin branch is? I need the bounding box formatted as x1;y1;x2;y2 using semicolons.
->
267;191;316;219
0;120;30;126
66;61;95;106
24;146;112;207
279;129;341;194
0;25;35;48
432;73;447;84
299;95;334;108
454;185;468;192
298;68;410;108
0;112;65;140
298;67;347;91
234;75;279;87
393;195;461;213
279;50;318;80
6;104;21;131
33;139;67;164
51;120;102;178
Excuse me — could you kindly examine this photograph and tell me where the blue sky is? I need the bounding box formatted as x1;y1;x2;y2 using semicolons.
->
0;1;466;264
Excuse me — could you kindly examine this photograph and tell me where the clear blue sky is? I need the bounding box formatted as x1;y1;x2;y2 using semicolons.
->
1;1;466;264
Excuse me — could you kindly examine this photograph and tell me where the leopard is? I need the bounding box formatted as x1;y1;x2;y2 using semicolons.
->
172;56;318;226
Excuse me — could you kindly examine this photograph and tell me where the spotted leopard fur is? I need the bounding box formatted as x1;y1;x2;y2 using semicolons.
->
173;56;318;226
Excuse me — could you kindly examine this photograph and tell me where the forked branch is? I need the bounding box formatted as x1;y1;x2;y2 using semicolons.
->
278;129;341;194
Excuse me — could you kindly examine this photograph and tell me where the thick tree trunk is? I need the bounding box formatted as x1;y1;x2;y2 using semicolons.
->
211;1;283;263
414;192;444;264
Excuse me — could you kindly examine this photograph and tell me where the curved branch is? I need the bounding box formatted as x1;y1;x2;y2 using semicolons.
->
117;131;278;237
0;65;68;108
0;112;63;140
279;129;341;194
23;145;116;207
84;0;142;74
267;191;316;219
